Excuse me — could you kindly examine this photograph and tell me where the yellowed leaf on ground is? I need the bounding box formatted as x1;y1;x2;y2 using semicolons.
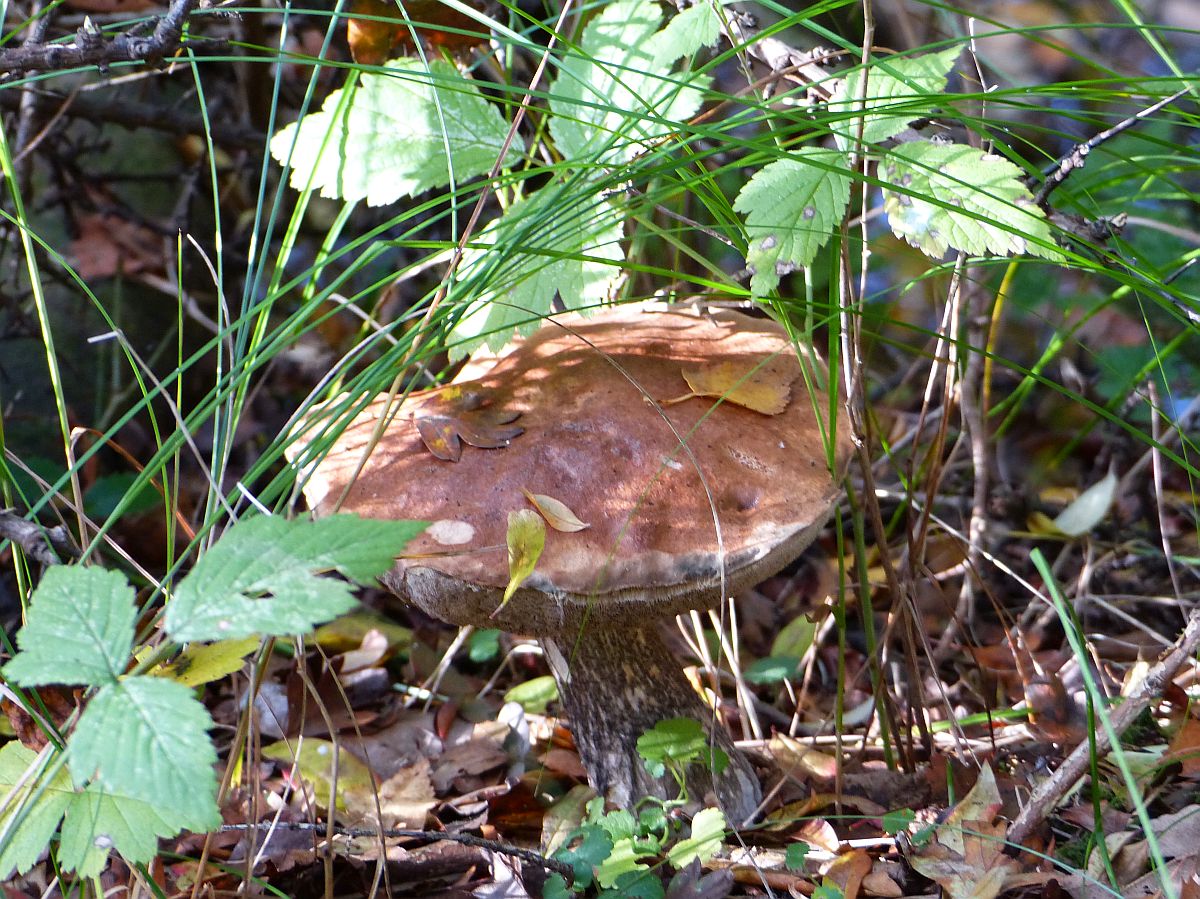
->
674;356;799;415
523;489;590;532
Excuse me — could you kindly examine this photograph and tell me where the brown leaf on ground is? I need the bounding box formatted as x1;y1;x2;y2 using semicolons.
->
70;212;163;280
413;386;524;461
345;756;437;830
1167;718;1200;777
905;764;1048;899
670;356;800;415
824;848;872;899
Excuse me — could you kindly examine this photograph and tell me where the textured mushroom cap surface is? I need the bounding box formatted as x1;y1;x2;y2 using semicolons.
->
295;306;850;632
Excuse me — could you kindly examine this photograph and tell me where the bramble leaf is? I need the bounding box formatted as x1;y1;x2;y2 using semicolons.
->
830;46;961;146
59;783;180;877
449;178;625;357
549;0;708;163
3;566;135;687
68;676;220;832
270;58;521;206
734;148;851;296
0;744;74;879
164;515;424;642
882;141;1060;260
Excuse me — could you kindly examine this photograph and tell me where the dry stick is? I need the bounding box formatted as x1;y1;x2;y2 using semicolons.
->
1034;88;1189;207
0;0;199;74
1008;609;1200;846
219;822;575;882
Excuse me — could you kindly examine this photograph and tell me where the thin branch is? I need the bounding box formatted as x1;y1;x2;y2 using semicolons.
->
0;0;199;75
1008;609;1200;846
219;822;575;882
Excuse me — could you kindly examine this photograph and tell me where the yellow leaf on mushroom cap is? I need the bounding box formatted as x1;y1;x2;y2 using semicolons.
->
676;356;799;415
522;489;590;532
497;509;546;616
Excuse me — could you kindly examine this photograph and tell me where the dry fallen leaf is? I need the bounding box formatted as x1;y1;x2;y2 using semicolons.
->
412;386;523;462
669;356;799;415
522;489;590;532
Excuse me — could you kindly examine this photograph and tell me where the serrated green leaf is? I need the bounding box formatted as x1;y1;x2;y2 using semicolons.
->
449;178;625;358
550;0;708;163
0;744;73;879
882;141;1060;260
3;566;135;687
734;149;851;296
271;59;522;206
830;46;961;146
785;841;810;871
164;515;424;643
68;677;219;832
652;0;726;63
665;807;726;868
59;783;179;877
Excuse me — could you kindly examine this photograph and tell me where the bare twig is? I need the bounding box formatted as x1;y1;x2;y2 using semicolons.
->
0;0;199;75
0;509;77;565
1033;89;1189;207
1008;609;1200;845
219;822;575;882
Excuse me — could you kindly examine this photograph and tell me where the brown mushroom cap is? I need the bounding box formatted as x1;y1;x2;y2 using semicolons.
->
294;305;850;634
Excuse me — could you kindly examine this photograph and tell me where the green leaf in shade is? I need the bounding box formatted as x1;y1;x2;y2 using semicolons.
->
829;46;961;146
164;515;425;643
665;806;726;868
636;717;727;778
68;677;220;832
881;807;916;835
771;613;818;660
743;655;801;685
58;783;180;877
549;0;708;164
468;628;503;663
785;841;810;871
449;178;625;357
3;566;135;687
553;823;613;889
504;674;559;714
270;59;522;206
882;141;1060;260
0;744;74;880
734;148;851;296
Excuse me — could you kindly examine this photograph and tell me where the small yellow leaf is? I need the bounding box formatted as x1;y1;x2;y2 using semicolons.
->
496;509;545;616
522;489;590;532
155;636;260;688
678;357;798;415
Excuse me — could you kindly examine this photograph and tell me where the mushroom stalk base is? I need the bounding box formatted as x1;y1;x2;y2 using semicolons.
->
544;624;761;824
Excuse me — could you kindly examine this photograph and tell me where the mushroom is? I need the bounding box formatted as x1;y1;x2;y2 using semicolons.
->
291;304;850;822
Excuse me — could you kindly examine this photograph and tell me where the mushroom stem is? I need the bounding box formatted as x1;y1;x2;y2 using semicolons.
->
543;623;761;823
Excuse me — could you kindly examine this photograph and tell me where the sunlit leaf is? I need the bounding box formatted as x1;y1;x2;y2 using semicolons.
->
413;387;524;462
734;149;852;296
672;356;799;415
829;46;961;146
523;489;590;532
666;807;726;869
882;141;1060;260
270;59;521;206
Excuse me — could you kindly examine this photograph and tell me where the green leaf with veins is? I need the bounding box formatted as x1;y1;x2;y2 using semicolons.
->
449;177;625;358
882;141;1060;260
165;515;424;642
652;0;728;62
829;46;961;146
59;783;181;877
665;807;726;869
549;0;708;164
68;677;220;832
0;744;75;879
3;566;135;687
734;148;851;296
270;58;522;206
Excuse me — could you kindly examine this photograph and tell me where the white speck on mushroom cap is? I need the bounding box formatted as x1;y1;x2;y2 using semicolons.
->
293;304;852;631
427;519;476;545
